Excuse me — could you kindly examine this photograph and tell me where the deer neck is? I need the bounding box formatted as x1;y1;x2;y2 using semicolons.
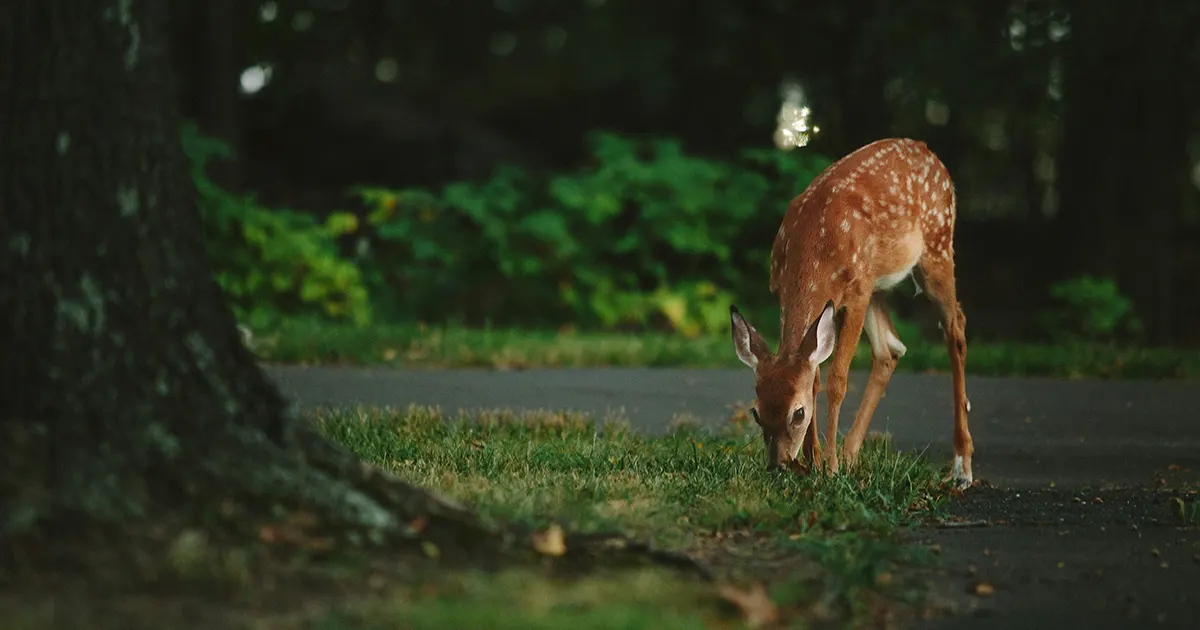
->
777;287;837;361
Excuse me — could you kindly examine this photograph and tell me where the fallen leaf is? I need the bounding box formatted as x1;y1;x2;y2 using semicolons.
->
718;582;779;628
1166;464;1188;472
259;525;281;544
531;523;567;556
971;582;995;597
302;536;335;551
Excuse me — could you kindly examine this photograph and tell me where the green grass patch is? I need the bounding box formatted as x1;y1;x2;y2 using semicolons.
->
249;318;1200;379
310;405;952;626
308;568;717;630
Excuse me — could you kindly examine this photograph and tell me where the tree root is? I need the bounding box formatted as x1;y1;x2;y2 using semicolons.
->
2;414;715;584
293;423;716;580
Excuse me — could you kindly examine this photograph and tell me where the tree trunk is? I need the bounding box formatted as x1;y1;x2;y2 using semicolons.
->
0;0;492;554
0;2;710;583
1055;2;1198;344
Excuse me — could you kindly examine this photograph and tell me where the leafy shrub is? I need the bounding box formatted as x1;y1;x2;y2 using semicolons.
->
345;132;833;336
1038;275;1143;342
183;122;371;329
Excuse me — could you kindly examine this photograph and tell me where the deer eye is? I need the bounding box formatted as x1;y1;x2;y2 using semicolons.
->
791;407;805;425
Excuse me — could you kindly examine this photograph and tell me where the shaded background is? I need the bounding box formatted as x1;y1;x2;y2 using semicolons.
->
170;0;1200;346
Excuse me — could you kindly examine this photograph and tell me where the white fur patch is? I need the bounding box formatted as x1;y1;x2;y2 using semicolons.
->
950;455;972;489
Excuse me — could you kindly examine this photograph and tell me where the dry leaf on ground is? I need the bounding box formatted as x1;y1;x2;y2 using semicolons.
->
718;582;778;628
531;523;567;556
971;582;996;597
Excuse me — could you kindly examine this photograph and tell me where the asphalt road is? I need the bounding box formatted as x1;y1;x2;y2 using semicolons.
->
264;365;1200;628
266;365;1200;487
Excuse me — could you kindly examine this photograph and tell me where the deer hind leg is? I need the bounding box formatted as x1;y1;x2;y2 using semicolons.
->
821;291;871;474
841;293;906;469
917;256;975;489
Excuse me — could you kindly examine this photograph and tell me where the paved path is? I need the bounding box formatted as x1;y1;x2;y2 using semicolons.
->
265;366;1200;627
267;365;1200;487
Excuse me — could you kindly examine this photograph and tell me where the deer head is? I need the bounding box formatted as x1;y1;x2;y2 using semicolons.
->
729;302;837;471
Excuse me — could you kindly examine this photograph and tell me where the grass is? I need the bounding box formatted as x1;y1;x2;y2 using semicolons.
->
306;405;955;627
246;318;1200;379
4;406;953;629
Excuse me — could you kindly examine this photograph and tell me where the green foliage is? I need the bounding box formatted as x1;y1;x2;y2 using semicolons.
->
345;132;833;336
249;318;1200;379
1039;275;1143;342
183;122;371;329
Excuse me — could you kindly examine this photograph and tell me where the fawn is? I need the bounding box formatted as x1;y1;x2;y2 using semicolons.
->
729;137;974;489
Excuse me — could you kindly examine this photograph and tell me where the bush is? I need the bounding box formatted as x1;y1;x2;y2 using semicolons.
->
183;122;371;329
1038;275;1143;343
345;132;833;336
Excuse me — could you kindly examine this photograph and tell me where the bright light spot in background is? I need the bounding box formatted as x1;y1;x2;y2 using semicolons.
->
490;32;517;56
1047;57;1064;100
1035;152;1057;183
773;79;820;151
925;99;951;126
239;64;274;95
259;2;278;22
375;57;399;83
1008;19;1026;51
982;109;1008;151
1048;21;1070;42
543;25;567;52
292;10;314;31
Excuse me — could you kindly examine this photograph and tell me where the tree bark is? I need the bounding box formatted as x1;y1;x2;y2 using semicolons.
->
0;2;713;583
0;0;492;554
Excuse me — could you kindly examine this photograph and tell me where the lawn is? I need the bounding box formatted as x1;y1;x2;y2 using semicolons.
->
246;318;1200;380
4;406;959;629
305;405;956;628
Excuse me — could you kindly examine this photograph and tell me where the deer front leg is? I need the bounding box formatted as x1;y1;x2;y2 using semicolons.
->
821;294;870;474
798;367;822;471
842;295;905;469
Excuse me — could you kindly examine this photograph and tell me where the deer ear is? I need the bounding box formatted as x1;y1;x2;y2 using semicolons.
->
805;302;837;366
730;305;769;370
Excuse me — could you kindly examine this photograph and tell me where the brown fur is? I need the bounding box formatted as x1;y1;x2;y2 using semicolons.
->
731;138;975;489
